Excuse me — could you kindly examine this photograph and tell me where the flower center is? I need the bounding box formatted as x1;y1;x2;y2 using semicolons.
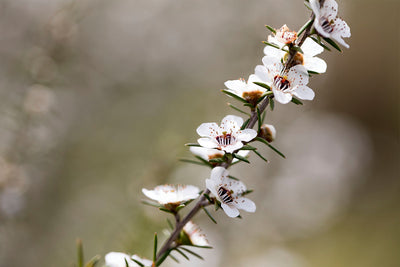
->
217;186;234;204
215;133;236;147
273;75;290;91
320;17;334;33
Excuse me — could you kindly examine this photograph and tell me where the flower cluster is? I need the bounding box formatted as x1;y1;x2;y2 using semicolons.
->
99;1;351;266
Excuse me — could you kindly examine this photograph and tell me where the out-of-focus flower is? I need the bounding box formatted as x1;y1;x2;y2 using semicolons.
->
189;147;249;163
182;221;210;247
264;37;327;73
310;0;351;48
206;167;256;218
259;124;277;143
224;75;267;105
142;184;200;206
197;115;257;153
23;84;55;114
255;57;314;104
274;24;297;44
105;252;152;267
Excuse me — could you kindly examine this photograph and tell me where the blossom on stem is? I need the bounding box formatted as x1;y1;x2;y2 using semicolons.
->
310;0;351;48
259;124;276;143
189;146;249;163
197;115;257;153
206;167;256;218
105;252;152;267
274;24;297;44
142;184;200;207
264;36;327;73
224;74;267;105
182;221;210;247
255;56;314;104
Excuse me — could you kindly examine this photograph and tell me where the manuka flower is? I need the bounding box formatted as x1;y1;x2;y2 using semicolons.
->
310;0;351;48
189;146;249;163
259;124;277;143
196;115;257;153
142;184;200;208
182;221;210;247
274;24;297;44
255;56;314;104
224;74;267;105
264;36;327;73
206;167;256;218
105;252;153;267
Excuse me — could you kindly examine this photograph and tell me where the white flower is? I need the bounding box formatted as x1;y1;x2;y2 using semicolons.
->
255;57;314;104
310;0;351;48
105;252;152;267
259;124;277;143
189;146;249;163
264;36;327;73
142;184;200;205
205;167;256;218
224;74;267;104
183;221;210;246
196;115;257;153
274;24;297;44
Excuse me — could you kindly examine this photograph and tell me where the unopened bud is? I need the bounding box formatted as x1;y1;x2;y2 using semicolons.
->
259;124;276;142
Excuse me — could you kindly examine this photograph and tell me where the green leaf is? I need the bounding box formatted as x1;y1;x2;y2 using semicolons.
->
203;193;213;204
203;207;217;224
265;25;276;34
255;137;286;158
168;253;180;263
269;97;275;111
292;46;304;54
257;107;262;131
77;239;84;267
253;150;269;163
180;247;204;260
185;143;201;147
228;175;239;181
194;156;213;167
153;233;158;263
221;89;248;103
141;200;163;209
155;250;171;266
179;158;209;167
131;258;145;267
174;248;189;260
241;118;250;130
297;18;313;36
241;189;254;196
307;70;320;75
227;103;250;116
261;110;266;124
291;97;303;105
233;153;250;163
240;145;257;150
85;255;101;267
263;41;281;50
322;37;342;52
253;82;271;91
310;36;331;51
187;244;213;249
304;1;312;10
159;207;175;214
209;157;225;163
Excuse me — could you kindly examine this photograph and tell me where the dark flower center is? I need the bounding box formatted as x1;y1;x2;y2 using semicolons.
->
273;75;290;91
320;17;334;33
215;133;235;146
218;186;234;204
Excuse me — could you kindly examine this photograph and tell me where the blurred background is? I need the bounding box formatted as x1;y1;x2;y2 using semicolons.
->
0;0;398;266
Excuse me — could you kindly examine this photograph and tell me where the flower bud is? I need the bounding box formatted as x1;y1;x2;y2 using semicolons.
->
259;124;276;143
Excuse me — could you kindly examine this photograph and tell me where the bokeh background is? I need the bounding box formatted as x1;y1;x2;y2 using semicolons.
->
0;0;399;266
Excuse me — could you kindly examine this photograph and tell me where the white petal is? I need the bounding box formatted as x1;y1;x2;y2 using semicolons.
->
105;252;137;267
234;197;256;212
220;115;243;132
301;37;324;57
223;141;243;153
321;0;338;20
189;147;223;160
273;88;292;104
142;188;158;201
303;56;327;73
196;123;220;137
263;45;285;58
233;150;250;163
237;129;258;142
254;65;272;84
267;35;284;48
226;179;246;194
131;255;153;267
224;79;246;94
198;138;218;149
221;203;240;218
293;85;315;100
309;0;321;17
205;178;218;197
262;56;283;76
334;17;351;38
287;65;309;86
210;166;228;183
313;19;331;38
247;74;267;93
